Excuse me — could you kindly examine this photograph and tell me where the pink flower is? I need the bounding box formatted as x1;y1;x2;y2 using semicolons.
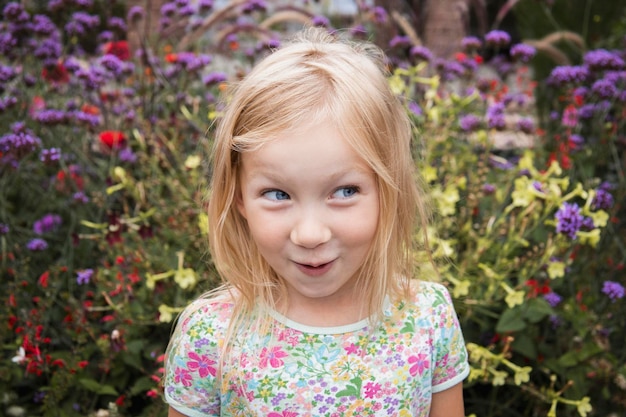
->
363;381;382;399
268;411;298;417
186;352;217;378
408;353;430;377
174;367;193;387
259;346;288;369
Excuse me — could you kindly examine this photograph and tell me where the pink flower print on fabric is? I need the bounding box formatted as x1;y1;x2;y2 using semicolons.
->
363;381;382;399
408;353;430;377
268;411;299;417
259;345;288;368
186;351;217;378
174;367;193;387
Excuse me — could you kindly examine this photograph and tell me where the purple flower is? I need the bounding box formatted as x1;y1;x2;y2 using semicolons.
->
0;64;17;83
568;134;584;150
100;54;126;77
591;79;617;99
547;65;590;87
98;30;114;43
178;5;195;17
76;269;94;285
592;188;614;210
33;214;62;235
311;15;330;27
517;117;534;133
65;12;100;36
27;238;48;251
389;35;411;48
33;109;69;125
73;192;90;204
108;16;127;32
242;0;267;13
485;30;511;47
127;5;144;21
461;36;482;51
74;111;102;127
0;96;18;112
0;122;42;162
198;0;214;12
544;292;562;307
482;183;496;195
119;148;137;163
40;147;62;164
577;104;595;119
3;2;29;22
372;6;388;23
32;14;57;35
459;114;481;132
437;59;466;81
410;45;433;61
408;101;422;117
160;3;176;17
602;281;624;301
0;223;9;234
486;102;506;130
555;202;583;239
510;44;536;62
583;49;625;71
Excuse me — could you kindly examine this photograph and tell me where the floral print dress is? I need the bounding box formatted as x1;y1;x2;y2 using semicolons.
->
164;281;469;416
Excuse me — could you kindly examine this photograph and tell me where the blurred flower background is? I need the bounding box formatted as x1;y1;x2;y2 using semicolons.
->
0;0;624;416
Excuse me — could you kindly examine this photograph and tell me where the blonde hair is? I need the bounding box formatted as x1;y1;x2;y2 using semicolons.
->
206;27;431;330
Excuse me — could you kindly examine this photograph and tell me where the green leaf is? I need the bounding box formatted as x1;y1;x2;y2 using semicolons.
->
78;378;118;396
496;307;527;333
129;376;156;396
523;298;553;323
511;333;538;359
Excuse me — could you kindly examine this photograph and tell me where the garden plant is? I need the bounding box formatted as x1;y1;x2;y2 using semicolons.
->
0;0;624;416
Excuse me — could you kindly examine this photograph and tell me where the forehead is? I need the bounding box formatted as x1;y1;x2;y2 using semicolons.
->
238;122;373;179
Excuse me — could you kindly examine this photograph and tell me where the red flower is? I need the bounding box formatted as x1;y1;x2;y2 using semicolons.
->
103;41;130;61
42;61;69;84
525;279;550;298
38;271;49;288
455;52;467;62
99;131;126;149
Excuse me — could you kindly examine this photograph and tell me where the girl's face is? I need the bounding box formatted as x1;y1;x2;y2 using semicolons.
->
237;122;379;317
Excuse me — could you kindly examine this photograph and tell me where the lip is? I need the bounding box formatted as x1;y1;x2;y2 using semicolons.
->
294;259;335;277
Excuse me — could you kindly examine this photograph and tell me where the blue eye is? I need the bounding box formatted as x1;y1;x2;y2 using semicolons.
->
263;190;290;201
333;186;359;199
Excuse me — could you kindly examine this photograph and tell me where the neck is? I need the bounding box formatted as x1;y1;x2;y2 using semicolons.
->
279;291;369;327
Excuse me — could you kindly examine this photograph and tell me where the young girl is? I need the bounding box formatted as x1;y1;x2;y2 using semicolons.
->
164;28;469;417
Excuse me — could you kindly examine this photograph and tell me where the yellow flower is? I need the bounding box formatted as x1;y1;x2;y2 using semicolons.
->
491;370;507;386
505;290;525;308
452;280;471;298
577;229;601;248
547;261;565;279
422;165;437;183
432;184;459;216
158;304;173;323
577;397;592;417
514;366;531;385
175;268;197;289
184;155;201;169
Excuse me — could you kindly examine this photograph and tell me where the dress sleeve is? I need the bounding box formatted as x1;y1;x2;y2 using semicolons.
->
429;283;470;393
163;300;224;416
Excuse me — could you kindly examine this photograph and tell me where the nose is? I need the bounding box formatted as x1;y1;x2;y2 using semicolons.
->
290;209;331;249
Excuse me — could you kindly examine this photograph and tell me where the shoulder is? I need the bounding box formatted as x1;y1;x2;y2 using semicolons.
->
175;292;235;334
409;280;455;309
